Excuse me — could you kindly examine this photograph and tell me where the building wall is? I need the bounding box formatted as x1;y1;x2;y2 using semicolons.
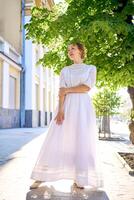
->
0;59;2;107
0;37;21;128
24;0;60;128
0;0;21;54
24;17;58;127
24;13;58;128
25;0;54;14
0;0;58;129
9;65;20;109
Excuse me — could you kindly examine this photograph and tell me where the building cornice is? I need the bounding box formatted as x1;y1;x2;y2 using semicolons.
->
0;51;22;71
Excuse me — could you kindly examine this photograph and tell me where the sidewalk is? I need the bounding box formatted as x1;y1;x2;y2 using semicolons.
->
0;128;134;200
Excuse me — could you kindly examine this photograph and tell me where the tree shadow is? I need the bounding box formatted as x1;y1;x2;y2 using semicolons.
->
26;186;109;200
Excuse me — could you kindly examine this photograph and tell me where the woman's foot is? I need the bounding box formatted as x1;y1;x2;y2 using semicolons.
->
30;181;42;189
71;182;85;191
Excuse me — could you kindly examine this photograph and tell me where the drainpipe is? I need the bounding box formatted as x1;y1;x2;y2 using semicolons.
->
20;0;25;127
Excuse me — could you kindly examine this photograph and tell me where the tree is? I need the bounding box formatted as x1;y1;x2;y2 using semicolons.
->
25;0;134;141
128;87;134;143
93;88;121;138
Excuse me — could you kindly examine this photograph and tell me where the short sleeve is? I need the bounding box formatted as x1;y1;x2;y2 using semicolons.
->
59;68;67;88
83;66;97;88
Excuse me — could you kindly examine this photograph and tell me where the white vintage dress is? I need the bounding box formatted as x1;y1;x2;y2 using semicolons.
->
31;63;103;187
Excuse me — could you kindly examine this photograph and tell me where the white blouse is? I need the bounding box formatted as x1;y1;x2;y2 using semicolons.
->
59;63;96;89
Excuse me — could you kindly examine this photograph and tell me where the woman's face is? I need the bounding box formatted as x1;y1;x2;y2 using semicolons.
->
67;44;82;61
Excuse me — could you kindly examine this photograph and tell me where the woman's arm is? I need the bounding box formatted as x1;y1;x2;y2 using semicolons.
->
67;84;90;93
54;91;66;125
58;93;65;112
55;84;89;125
59;84;90;96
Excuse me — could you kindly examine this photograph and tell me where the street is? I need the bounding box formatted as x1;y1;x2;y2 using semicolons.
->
0;125;134;200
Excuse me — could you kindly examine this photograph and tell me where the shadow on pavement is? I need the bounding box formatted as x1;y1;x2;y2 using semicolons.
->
26;186;109;200
0;128;47;166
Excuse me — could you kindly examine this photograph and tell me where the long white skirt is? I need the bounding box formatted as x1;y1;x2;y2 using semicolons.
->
31;93;103;187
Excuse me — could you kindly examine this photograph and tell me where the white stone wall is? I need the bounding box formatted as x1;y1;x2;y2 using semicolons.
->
25;16;59;126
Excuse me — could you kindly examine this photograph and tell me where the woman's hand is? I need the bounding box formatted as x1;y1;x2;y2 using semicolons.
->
59;87;68;97
54;110;64;125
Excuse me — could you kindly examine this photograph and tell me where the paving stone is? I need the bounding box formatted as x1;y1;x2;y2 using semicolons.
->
0;128;134;200
26;186;109;200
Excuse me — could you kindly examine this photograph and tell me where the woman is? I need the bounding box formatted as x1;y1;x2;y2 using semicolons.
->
30;42;103;190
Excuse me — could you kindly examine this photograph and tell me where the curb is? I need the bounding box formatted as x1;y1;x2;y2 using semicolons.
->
99;137;126;141
115;152;134;176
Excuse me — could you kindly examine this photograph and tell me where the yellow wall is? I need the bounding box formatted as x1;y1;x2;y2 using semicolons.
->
9;65;20;109
0;59;3;107
35;0;41;7
0;0;21;53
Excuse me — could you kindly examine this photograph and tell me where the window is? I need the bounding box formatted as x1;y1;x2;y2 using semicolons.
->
9;76;16;109
48;91;51;112
35;48;39;62
35;83;39;110
0;62;2;107
43;88;46;111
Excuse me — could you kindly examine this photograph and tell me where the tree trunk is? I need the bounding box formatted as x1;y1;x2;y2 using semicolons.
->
128;86;134;144
98;116;102;138
117;1;134;144
102;115;111;138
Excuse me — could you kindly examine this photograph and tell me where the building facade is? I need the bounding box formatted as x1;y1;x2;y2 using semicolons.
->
0;36;21;128
24;0;58;127
0;0;59;128
24;38;59;127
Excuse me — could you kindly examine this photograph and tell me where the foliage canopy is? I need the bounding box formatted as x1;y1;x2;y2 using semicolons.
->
25;0;134;88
